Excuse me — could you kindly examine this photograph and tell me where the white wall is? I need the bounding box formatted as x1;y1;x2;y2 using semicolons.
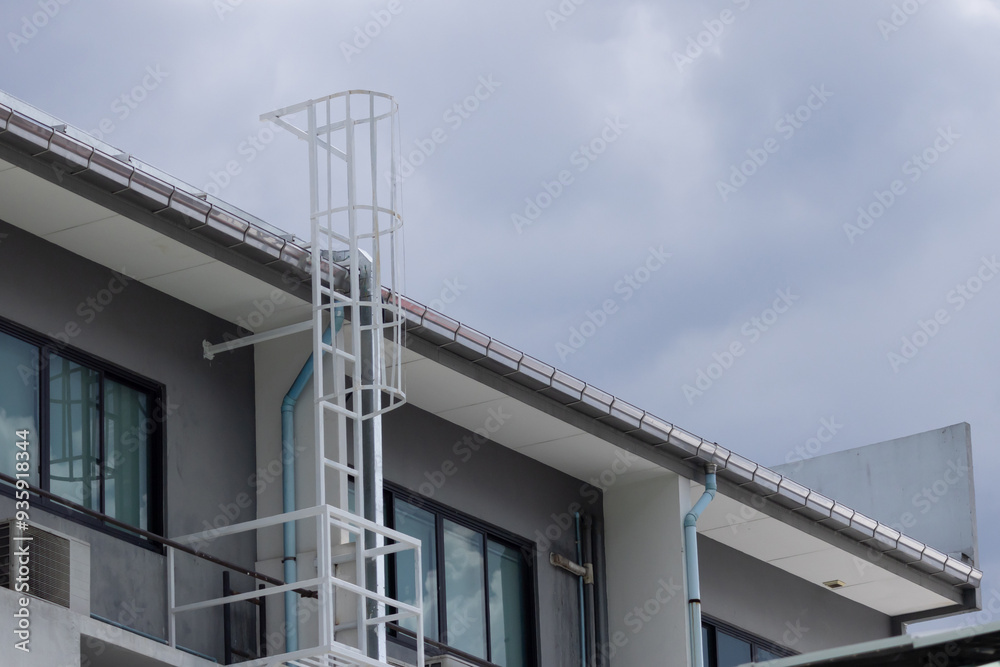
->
603;471;691;667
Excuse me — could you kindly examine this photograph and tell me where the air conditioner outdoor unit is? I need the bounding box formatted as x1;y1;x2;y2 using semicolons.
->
0;519;90;614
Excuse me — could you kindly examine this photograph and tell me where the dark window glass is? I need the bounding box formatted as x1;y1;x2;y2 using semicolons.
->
48;355;101;512
488;540;528;667
0;331;39;486
716;630;752;667
703;619;796;665
394;499;439;641
756;646;784;661
104;378;150;530
443;519;487;658
0;321;161;537
388;489;534;666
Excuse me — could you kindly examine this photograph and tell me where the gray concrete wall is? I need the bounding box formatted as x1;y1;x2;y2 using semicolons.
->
382;402;601;667
0;586;217;667
252;326;602;665
700;535;892;654
772;423;978;565
0;218;257;662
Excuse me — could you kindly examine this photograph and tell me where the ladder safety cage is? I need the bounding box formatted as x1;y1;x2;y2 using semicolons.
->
263;90;412;666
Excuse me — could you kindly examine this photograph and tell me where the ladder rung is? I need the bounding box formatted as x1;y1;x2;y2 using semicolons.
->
324;459;357;476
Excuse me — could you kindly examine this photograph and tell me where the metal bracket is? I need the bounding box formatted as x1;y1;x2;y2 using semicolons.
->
202;320;314;359
550;552;593;583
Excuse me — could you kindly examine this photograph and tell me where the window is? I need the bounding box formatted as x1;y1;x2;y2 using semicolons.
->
0;319;163;538
702;617;796;666
386;486;535;667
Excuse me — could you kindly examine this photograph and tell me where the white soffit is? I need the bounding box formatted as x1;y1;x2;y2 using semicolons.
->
401;350;659;482
402;356;507;414
0;161;309;333
0;162;118;235
44;214;213;280
696;487;956;616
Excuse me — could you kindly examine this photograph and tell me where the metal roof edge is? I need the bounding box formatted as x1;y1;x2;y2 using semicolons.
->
1;90;982;595
398;293;982;592
743;619;1000;667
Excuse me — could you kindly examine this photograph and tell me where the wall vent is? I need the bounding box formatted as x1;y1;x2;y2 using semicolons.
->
0;519;90;614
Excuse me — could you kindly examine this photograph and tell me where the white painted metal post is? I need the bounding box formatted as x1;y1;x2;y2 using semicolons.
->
167;546;176;648
263;90;416;666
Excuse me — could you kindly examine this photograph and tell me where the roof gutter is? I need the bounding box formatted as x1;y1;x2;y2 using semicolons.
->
0;90;981;602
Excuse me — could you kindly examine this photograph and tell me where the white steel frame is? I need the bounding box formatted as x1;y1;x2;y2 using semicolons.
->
166;505;424;667
181;91;416;667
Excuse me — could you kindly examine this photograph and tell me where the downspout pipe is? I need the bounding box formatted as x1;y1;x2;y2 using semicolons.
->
581;515;597;667
280;312;341;653
591;516;610;667
684;463;717;667
575;512;586;667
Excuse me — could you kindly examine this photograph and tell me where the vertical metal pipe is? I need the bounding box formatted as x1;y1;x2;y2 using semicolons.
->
582;515;597;665
359;261;381;658
684;464;717;667
575;512;587;667
281;323;335;653
591;516;610;667
223;571;233;665
258;583;267;658
167;547;177;648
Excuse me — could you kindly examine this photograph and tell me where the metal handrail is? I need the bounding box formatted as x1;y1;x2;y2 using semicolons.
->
387;623;499;667
0;471;317;599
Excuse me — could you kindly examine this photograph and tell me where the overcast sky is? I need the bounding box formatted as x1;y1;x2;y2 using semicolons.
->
2;0;998;635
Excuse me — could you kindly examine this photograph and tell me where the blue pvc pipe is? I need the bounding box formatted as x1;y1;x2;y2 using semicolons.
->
280;310;341;653
684;466;717;667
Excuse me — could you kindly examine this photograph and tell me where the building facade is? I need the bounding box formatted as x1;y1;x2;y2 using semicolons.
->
0;91;983;667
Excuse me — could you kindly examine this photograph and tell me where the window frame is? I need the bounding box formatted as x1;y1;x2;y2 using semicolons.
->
0;315;165;551
384;482;539;667
702;614;797;665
